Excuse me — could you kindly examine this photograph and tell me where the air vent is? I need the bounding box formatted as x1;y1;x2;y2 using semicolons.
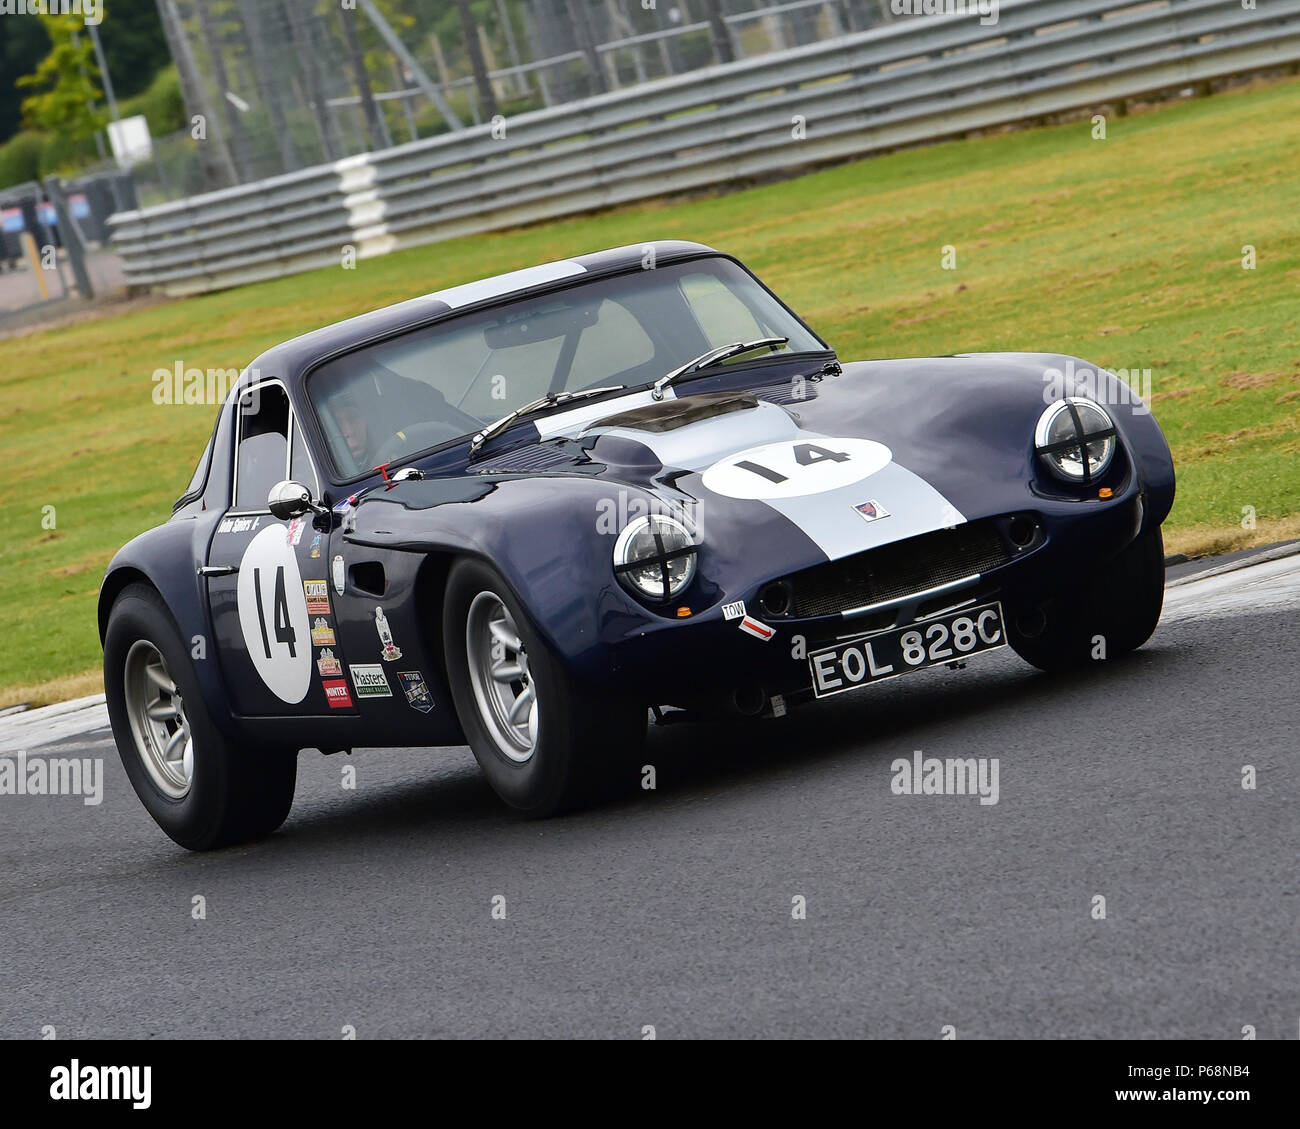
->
472;443;578;473
754;383;819;407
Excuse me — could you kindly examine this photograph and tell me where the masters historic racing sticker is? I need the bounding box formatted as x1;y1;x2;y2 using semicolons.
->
350;664;392;698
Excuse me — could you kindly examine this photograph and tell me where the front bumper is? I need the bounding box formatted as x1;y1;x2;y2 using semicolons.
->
580;492;1149;705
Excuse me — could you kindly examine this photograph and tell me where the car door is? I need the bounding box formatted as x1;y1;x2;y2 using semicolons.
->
204;379;358;716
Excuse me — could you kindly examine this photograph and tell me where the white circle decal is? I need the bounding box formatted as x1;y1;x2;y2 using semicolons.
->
701;437;892;500
237;524;312;704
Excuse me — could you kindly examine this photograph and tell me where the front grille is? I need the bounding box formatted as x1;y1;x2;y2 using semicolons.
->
782;520;1015;618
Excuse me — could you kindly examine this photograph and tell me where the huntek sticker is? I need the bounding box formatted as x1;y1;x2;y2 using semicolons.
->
304;580;331;616
721;600;746;621
738;615;776;642
350;664;392;698
322;679;353;709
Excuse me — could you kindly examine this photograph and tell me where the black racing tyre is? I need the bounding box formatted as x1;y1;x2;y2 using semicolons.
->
442;558;646;815
104;584;297;850
1008;526;1166;673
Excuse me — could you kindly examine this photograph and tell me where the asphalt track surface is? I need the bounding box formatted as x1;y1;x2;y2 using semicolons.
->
2;553;1297;1039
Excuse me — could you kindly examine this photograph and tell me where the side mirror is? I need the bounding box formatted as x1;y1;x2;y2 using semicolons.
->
268;480;324;520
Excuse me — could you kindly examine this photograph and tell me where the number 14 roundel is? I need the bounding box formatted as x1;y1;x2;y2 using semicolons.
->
701;438;892;500
236;524;312;703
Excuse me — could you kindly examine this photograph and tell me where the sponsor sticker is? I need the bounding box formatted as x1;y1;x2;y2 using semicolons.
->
374;607;402;661
310;532;322;559
398;670;435;714
322;679;353;709
721;600;746;621
350;663;392;698
310;618;336;647
738;615;776;642
217;515;261;534
286;518;306;547
854;499;891;522
316;647;342;678
304;580;331;616
331;554;346;596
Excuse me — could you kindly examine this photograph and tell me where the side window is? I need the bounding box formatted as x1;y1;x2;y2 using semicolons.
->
290;416;318;495
235;384;290;510
178;435;213;506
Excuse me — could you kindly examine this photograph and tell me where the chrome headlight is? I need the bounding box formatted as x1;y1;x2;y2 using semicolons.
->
613;514;697;602
1034;397;1117;483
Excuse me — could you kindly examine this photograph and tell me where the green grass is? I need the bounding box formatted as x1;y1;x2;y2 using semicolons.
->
3;76;1299;700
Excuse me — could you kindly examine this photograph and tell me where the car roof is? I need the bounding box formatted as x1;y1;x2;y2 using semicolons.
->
246;240;722;392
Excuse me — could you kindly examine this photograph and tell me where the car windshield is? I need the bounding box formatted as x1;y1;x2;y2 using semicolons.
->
307;256;827;476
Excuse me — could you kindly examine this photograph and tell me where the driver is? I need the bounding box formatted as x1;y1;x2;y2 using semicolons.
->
332;392;371;468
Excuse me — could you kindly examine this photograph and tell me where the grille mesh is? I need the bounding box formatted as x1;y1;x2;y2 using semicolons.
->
787;521;1012;618
473;444;577;473
754;384;819;407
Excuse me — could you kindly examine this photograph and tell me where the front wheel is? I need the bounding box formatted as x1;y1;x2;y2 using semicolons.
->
1008;526;1165;673
442;559;645;815
104;584;297;850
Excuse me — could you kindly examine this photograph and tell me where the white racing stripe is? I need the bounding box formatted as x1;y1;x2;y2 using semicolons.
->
427;260;586;310
536;386;676;439
761;460;964;561
558;398;966;562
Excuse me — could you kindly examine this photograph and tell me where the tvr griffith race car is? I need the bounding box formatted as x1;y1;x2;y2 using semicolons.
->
101;241;1174;849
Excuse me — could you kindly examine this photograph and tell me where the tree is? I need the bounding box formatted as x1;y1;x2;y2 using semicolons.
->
17;16;105;143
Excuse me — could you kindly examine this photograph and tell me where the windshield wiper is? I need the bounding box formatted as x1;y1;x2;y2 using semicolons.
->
469;385;626;455
650;337;789;401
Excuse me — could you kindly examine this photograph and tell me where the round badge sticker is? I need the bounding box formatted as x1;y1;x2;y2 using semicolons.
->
701;437;892;500
237;524;312;704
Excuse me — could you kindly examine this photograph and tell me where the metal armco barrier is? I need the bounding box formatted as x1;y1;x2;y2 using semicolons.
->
109;0;1300;296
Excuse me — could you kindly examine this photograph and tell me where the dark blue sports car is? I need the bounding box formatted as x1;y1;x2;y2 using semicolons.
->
100;241;1174;849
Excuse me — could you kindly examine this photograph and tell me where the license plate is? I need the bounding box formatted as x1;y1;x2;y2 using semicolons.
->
808;602;1006;699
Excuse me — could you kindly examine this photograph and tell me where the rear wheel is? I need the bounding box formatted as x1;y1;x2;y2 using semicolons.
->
443;559;645;815
104;584;297;850
1008;526;1165;673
